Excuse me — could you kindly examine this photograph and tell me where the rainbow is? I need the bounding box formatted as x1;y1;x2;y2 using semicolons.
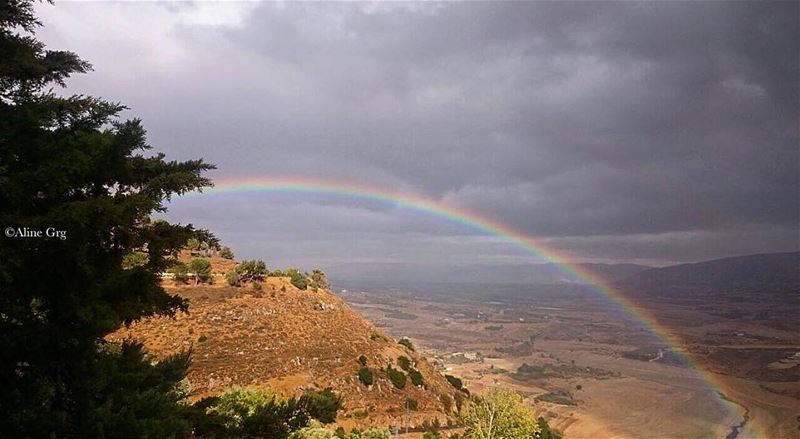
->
184;176;759;438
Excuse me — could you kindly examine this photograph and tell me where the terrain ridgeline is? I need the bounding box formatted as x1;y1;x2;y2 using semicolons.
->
109;255;463;430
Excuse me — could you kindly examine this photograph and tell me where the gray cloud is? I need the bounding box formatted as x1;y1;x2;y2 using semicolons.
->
35;1;799;273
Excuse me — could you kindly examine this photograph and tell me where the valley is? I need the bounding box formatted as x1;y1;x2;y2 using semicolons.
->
338;281;800;438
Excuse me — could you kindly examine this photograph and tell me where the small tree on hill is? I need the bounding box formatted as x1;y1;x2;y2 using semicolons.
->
220;246;234;259
397;355;412;371
172;261;190;285
386;366;406;389
190;258;213;285
310;269;330;291
287;268;309;290
358;367;374;386
409;369;425;387
398;338;415;352
236;260;267;283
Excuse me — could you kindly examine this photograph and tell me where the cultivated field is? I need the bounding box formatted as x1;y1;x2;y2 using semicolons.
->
338;283;800;439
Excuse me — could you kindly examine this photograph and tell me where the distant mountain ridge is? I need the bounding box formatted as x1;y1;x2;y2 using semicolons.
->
617;252;800;290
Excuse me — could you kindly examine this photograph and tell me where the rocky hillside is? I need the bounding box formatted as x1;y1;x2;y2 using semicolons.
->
108;257;461;429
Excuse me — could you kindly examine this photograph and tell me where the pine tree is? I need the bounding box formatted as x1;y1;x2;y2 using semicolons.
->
0;1;215;436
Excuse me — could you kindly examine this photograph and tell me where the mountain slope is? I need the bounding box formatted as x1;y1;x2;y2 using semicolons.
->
618;252;800;290
108;259;459;428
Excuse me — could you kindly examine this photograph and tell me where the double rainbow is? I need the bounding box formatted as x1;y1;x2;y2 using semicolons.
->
184;176;758;438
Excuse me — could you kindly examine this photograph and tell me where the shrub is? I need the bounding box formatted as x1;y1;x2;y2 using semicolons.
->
220;246;234;259
190;258;213;285
422;432;442;439
236;260;267;283
299;388;343;424
398;338;415;352
537;417;563;439
386;366;406;389
252;281;263;293
359;428;391;439
270;269;285;277
287;268;309;290
335;426;347;439
310;269;330;290
358;355;368;367
408;369;425;387
198;335;208;343
405;398;418;411
171;261;189;285
358;367;374;386
225;270;241;287
397;356;412;371
445;374;463;390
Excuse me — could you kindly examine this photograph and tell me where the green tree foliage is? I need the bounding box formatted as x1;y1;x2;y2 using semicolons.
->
236;259;267;283
252;281;263;293
459;389;541;439
190;258;213;285
185;238;203;255
172;261;190;285
298;387;343;424
386;366;406;389
358;355;368;367
409;368;425;387
194;386;343;439
0;2;216;436
309;268;330;291
219;246;234;259
445;374;464;390
405;398;418;411
397;355;412;371
398;338;415;352
122;251;149;269
287;268;309;290
226;269;241;287
536;417;562;439
357;367;374;386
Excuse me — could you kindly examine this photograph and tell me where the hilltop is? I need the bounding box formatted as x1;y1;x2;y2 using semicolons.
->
108;256;462;430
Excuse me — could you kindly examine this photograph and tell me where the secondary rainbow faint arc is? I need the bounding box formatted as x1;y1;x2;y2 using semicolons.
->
185;176;759;438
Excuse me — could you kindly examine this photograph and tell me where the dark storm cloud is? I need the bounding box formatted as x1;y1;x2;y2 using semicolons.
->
35;1;798;269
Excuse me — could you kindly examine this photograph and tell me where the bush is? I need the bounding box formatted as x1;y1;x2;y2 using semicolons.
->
198;335;208;343
397;356;412;371
408;369;425;387
405;398;418;411
252;281;263;293
171;261;189;285
335;426;346;439
398;338;415;352
358;355;368;367
226;270;241;287
359;428;391;439
270;269;285;277
299;388;343;424
386;366;406;389
310;269;330;290
357;367;374;386
190;258;213;285
445;374;463;390
220;246;234;259
287;268;309;290
236;260;268;283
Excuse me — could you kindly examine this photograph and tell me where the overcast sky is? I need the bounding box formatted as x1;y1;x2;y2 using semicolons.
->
36;2;798;278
